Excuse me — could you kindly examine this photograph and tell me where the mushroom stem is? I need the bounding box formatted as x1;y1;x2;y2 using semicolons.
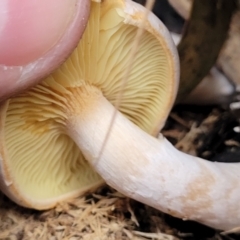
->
67;88;240;231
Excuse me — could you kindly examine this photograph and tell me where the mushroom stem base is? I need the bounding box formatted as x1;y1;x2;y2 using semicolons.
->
66;87;240;231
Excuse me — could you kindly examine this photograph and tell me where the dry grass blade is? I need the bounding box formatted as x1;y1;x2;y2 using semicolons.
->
96;0;156;161
221;227;240;235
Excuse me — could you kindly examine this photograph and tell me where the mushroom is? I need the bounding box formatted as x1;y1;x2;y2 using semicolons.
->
0;0;239;231
0;0;178;209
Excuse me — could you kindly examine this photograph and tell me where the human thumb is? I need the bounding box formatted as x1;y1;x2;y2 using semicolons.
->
0;0;90;101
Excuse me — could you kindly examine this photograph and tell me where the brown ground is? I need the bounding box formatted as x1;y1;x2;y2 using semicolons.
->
1;104;240;240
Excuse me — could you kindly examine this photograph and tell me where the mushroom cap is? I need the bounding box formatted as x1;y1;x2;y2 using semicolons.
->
0;0;179;209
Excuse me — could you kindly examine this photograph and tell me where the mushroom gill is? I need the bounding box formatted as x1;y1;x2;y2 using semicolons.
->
0;0;178;209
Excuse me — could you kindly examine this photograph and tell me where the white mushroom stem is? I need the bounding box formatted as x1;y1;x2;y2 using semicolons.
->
66;87;240;231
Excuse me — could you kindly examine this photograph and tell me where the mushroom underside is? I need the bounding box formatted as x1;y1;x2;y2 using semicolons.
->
0;0;176;208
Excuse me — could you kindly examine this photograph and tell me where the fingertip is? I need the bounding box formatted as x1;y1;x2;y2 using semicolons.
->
0;0;90;101
0;0;78;66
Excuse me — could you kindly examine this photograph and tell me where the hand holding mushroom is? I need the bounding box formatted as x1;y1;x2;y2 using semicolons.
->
0;0;89;101
0;0;240;231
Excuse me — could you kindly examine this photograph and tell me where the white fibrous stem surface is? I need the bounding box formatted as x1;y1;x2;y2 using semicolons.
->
66;89;240;231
